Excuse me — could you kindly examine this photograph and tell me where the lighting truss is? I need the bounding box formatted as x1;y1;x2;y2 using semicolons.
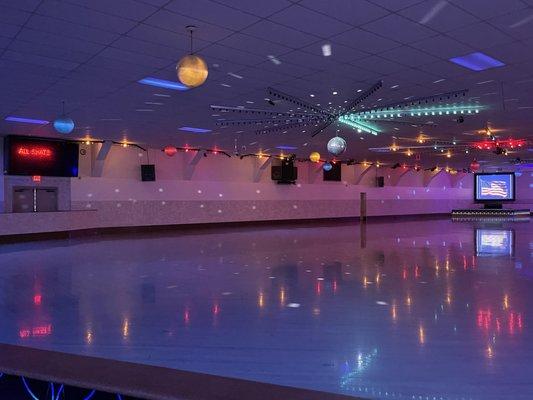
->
210;82;485;137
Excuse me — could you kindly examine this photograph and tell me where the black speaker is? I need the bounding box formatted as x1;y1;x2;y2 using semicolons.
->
271;162;297;183
141;164;156;181
375;176;384;187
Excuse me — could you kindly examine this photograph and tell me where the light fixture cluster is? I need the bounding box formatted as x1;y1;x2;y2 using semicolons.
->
162;145;231;157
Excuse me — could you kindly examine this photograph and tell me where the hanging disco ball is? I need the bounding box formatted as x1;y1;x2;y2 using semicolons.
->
164;146;178;157
327;136;347;156
323;162;333;171
177;54;208;88
53;116;75;134
309;151;320;163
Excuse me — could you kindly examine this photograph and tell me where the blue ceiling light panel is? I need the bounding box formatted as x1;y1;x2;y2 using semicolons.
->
449;52;505;71
179;126;212;133
276;145;298;150
138;77;189;91
5;116;49;125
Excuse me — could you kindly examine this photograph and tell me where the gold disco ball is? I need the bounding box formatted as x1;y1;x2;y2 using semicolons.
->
309;151;321;163
177;54;208;88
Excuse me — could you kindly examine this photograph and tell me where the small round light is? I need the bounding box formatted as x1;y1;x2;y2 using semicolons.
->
323;162;333;171
164;145;178;157
309;152;321;163
53;116;75;134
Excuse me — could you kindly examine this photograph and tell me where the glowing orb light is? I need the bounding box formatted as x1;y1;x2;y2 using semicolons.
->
309;151;321;163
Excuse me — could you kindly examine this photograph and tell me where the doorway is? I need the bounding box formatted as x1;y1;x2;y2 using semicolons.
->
13;187;58;213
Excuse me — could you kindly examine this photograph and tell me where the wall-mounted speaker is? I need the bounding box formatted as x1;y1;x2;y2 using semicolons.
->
141;164;156;181
375;176;384;187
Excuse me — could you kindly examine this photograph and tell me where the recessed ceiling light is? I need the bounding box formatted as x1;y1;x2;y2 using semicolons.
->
144;101;163;105
476;80;494;85
221;83;231;87
153;93;171;97
267;55;281;65
450;52;505;71
5;116;49;125
321;43;332;57
332;91;338;95
246;101;254;104
179;126;212;133
390;85;399;89
356;89;362;93
310;94;315;97
228;72;243;79
138;77;188;91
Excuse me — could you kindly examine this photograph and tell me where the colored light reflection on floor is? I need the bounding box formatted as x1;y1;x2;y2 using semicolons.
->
0;219;531;400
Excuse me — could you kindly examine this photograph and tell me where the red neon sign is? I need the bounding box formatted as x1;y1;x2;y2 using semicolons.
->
16;146;53;159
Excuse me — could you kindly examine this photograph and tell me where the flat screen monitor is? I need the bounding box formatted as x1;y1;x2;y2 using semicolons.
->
475;229;514;256
474;172;515;202
4;135;79;177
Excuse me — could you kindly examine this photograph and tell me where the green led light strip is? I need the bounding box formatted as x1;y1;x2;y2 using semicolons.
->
350;105;485;120
338;116;380;135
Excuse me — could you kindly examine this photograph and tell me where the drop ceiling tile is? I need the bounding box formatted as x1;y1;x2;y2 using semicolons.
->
165;0;260;31
3;49;79;70
447;22;515;50
351;55;409;75
0;22;21;38
268;4;353;38
16;28;105;55
66;0;159;21
0;5;31;26
331;28;400;54
37;0;136;34
484;41;533;65
99;47;171;69
411;35;473;59
242;20;318;48
127;24;194;52
200;43;267;67
488;9;533;40
9;39;93;64
300;42;369;63
298;0;389;26
449;0;527;19
368;0;426;12
399;0;478;33
113;36;180;61
362;14;436;44
0;35;10;48
217;33;292;57
25;14;119;45
417;59;473;78
0;0;41;12
213;0;292;18
380;46;439;67
144;9;233;43
255;58;319;78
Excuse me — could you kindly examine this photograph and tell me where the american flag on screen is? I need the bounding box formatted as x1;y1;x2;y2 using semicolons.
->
480;180;508;198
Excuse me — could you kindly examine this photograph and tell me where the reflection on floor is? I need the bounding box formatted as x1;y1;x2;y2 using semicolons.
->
0;218;531;400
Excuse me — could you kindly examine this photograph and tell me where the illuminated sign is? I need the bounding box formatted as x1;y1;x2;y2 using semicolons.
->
16;146;53;159
4;136;79;177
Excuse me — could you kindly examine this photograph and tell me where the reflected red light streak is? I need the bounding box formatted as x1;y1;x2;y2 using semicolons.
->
33;294;42;306
415;265;420;279
316;281;322;295
213;304;220;316
333;280;338;294
184;309;190;324
402;268;408;280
